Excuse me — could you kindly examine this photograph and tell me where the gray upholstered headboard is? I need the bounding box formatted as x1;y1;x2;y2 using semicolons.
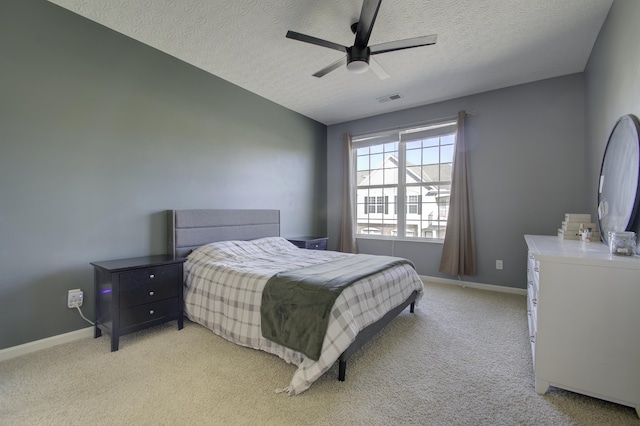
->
167;209;280;258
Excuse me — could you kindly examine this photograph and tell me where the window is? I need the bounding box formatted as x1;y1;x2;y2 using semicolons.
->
407;195;419;214
354;120;456;240
364;196;387;214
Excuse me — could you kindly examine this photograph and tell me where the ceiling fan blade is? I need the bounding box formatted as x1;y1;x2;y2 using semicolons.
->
369;58;390;80
286;31;347;53
312;56;348;78
370;34;437;55
354;0;382;48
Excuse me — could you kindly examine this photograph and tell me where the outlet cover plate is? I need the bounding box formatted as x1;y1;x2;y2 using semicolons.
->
67;289;84;308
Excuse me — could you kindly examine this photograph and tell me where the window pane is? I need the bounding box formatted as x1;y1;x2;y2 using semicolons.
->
356;155;369;171
441;144;454;163
406;140;421;150
357;189;369;219
406;187;422;234
370;144;383;154
407;194;418;214
384;187;397;218
357;146;369;156
383;167;398;185
356;185;397;236
422;164;439;182
441;134;455;146
406;149;421;165
440;163;452;182
357;188;369;204
370;153;384;169
422;147;439;165
427;182;451;239
438;183;451;198
384;142;398;153
407;165;421;183
357;170;370;185
423;137;439;147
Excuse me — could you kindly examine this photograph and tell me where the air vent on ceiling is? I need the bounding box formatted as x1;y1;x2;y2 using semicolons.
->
377;93;404;103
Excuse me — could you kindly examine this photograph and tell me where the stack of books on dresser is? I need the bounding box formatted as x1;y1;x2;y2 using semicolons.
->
557;213;599;241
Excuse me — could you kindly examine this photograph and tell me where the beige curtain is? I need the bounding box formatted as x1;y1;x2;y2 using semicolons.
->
338;133;357;253
439;111;476;276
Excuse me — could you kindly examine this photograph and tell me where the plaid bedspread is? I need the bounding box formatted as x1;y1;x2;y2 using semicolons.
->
183;237;424;395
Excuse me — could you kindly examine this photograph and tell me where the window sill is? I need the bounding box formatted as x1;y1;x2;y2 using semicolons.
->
355;235;444;244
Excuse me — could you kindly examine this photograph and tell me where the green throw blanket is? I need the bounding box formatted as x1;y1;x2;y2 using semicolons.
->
260;254;414;361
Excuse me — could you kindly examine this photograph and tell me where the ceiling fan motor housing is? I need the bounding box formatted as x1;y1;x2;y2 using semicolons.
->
347;45;370;73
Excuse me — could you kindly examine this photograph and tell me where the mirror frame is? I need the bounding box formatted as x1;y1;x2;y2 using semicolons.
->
597;114;640;244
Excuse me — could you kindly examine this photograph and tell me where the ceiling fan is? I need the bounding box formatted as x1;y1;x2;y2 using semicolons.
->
286;0;437;79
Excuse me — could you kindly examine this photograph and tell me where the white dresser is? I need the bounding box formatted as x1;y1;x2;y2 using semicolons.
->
525;235;640;417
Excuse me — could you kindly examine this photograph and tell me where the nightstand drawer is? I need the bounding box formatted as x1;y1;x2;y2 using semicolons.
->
119;263;182;290
287;237;328;250
120;297;179;328
120;280;179;309
305;239;327;250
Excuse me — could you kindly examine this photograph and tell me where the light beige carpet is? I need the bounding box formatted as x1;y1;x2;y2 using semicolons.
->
1;282;638;425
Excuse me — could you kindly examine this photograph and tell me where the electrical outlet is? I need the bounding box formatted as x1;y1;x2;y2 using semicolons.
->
67;289;83;308
496;260;503;270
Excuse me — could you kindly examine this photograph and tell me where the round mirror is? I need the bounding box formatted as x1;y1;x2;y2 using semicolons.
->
597;115;640;244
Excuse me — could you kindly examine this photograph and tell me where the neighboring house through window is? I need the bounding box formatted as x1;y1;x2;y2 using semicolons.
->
354;120;456;240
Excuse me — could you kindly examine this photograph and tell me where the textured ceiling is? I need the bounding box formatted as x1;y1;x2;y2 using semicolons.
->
48;0;613;125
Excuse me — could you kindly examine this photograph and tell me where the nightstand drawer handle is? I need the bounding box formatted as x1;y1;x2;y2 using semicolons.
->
149;291;155;296
149;309;155;315
149;274;155;279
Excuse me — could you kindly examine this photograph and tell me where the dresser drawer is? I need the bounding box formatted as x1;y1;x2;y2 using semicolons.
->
119;263;182;290
120;297;179;328
120;280;179;309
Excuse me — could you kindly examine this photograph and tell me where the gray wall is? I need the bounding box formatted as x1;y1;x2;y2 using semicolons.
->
0;1;326;349
584;0;640;219
328;74;588;289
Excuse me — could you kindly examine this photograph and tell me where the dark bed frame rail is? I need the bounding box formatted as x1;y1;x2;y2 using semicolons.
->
338;291;417;381
167;209;417;382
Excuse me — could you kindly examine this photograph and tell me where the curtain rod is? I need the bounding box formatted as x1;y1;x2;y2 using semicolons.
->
350;110;477;140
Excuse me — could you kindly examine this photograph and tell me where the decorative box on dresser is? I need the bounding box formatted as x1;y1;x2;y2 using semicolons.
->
91;255;186;352
287;236;328;250
525;235;640;417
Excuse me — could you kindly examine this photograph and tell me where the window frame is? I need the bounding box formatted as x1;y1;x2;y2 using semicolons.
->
352;120;457;243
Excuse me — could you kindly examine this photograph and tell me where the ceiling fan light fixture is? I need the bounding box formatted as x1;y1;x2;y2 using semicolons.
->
347;60;369;73
346;45;370;74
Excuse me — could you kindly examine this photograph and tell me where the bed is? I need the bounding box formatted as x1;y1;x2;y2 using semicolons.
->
167;209;424;395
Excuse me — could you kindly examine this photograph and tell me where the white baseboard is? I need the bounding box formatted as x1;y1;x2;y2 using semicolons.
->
420;275;527;296
0;327;94;362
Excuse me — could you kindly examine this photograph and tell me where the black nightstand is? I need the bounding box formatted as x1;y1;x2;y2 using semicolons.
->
287;236;328;250
90;255;186;351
